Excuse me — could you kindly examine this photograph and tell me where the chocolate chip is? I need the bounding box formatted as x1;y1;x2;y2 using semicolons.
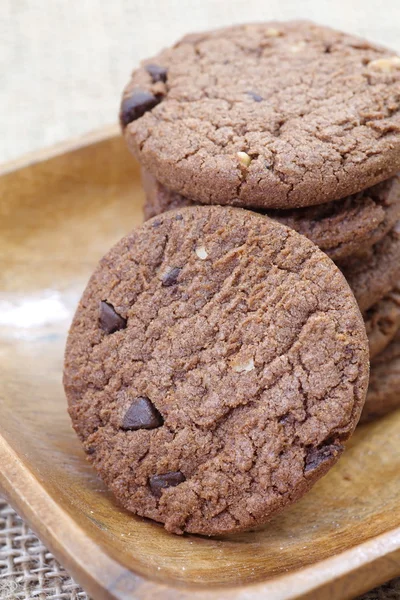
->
122;397;163;430
120;89;162;127
86;446;96;455
247;91;263;102
305;443;343;473
152;219;162;228
99;301;127;334
175;214;183;221
149;471;186;497
161;267;181;287
145;64;168;83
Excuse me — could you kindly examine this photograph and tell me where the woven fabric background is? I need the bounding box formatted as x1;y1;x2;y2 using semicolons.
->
1;1;400;598
0;499;89;600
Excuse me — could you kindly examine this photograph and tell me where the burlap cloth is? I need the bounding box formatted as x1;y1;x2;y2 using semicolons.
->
0;496;398;599
0;498;89;600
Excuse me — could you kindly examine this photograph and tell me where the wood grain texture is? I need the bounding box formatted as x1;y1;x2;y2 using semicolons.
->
0;128;399;600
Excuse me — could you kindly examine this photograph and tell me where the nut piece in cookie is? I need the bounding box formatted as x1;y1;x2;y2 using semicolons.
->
368;56;400;72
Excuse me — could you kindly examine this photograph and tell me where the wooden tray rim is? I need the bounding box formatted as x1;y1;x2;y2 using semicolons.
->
1;126;400;600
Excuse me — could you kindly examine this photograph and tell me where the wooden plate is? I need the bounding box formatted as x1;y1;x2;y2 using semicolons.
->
0;126;399;600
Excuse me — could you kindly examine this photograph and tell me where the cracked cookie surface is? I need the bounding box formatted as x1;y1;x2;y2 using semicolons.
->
142;170;400;262
64;206;369;535
360;331;400;423
122;21;400;209
342;223;400;312
365;284;400;359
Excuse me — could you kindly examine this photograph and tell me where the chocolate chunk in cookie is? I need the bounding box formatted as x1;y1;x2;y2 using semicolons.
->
161;266;181;287
149;472;186;497
99;301;127;334
246;91;264;102
120;89;162;128
305;443;343;473
122;21;400;209
64;206;369;535
122;397;163;430
145;64;168;83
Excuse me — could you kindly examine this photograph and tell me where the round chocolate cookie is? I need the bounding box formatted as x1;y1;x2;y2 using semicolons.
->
121;21;400;210
342;224;400;312
360;332;400;423
365;284;400;360
64;206;369;536
142;170;400;262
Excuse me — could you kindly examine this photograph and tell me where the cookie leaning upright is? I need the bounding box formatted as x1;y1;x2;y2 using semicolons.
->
120;21;400;209
64;206;369;535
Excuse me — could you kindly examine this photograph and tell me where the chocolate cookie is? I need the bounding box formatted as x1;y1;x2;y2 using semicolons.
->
142;170;400;262
360;332;400;423
121;21;400;210
365;285;400;359
342;224;400;312
64;206;369;535
142;169;195;221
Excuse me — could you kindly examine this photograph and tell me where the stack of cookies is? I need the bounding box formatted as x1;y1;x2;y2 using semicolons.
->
121;21;400;422
64;21;399;536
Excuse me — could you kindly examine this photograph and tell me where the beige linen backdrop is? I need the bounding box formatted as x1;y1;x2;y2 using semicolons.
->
1;0;400;162
1;1;400;599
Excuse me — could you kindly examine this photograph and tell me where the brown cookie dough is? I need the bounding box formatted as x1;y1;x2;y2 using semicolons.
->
365;285;400;359
360;332;400;423
64;206;369;535
342;224;400;312
122;21;400;210
142;168;196;220
142;170;400;262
